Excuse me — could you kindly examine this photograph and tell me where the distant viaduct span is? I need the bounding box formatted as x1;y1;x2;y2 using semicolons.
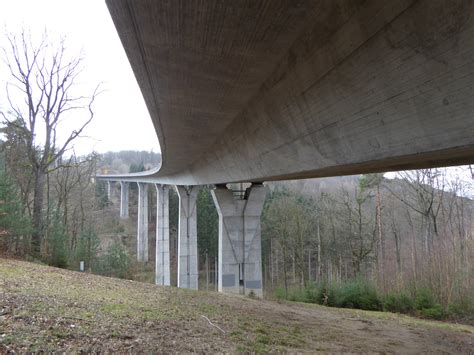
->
100;0;474;297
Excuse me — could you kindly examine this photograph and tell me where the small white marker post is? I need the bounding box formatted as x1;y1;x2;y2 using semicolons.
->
79;261;85;272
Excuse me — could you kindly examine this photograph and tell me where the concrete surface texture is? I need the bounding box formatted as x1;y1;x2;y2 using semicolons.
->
137;182;149;262
212;184;266;297
155;184;170;286
104;0;474;185
119;181;129;219
107;181;113;199
175;186;200;290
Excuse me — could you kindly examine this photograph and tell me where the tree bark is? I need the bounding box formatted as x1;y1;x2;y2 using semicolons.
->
31;169;46;255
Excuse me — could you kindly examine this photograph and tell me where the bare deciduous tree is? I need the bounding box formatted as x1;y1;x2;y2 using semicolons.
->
1;29;100;255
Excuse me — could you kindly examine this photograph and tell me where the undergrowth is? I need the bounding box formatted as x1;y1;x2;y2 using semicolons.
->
275;280;474;323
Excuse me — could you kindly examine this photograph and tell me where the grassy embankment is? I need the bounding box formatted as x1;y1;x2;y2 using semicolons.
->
0;258;472;352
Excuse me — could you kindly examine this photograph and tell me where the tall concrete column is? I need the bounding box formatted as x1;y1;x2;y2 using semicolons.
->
175;186;200;289
137;182;149;262
107;181;113;200
119;181;129;219
211;183;266;297
155;184;170;286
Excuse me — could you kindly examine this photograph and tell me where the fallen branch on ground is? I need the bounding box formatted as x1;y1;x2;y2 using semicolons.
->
201;315;225;334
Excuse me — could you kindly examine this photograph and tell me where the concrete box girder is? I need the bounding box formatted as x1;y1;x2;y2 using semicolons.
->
103;0;474;186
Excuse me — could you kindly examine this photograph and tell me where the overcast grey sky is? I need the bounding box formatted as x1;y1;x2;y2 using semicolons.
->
0;0;159;155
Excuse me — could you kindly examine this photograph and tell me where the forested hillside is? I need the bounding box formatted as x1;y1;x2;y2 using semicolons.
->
0;140;473;323
261;171;473;323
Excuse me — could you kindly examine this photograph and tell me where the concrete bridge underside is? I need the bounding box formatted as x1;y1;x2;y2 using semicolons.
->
105;0;474;185
102;0;474;296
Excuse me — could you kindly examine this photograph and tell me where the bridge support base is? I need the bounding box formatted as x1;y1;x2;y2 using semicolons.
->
137;182;149;262
119;181;129;219
211;183;266;297
176;186;200;289
155;184;170;286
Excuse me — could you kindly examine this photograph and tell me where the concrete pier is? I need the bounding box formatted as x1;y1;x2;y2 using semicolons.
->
137;182;149;262
119;181;129;219
155;184;170;286
211;183;266;297
107;181;113;201
175;186;199;289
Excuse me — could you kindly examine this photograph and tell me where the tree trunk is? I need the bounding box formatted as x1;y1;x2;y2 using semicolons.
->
205;252;209;291
376;186;385;291
308;250;311;283
32;169;46;255
270;238;274;288
317;218;321;282
283;247;288;299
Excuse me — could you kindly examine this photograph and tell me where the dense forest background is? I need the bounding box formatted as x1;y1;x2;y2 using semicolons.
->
0;143;472;323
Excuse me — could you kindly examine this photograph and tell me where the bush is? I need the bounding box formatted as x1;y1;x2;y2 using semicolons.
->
420;304;444;320
336;280;382;311
303;283;321;303
414;288;444;319
99;239;131;279
325;285;343;308
75;227;100;271
48;209;69;268
274;281;472;323
415;288;438;310
0;172;32;255
383;292;414;314
275;287;288;300
448;298;474;319
275;280;382;311
275;284;320;303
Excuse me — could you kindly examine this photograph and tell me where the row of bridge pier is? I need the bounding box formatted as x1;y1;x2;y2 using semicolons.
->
106;181;266;297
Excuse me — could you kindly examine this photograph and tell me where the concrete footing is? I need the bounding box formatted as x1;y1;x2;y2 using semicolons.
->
175;186;200;289
211;183;266;297
155;184;170;286
137;182;149;262
119;181;129;219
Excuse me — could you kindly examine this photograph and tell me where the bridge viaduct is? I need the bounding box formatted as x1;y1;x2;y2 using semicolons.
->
100;0;474;297
104;180;266;296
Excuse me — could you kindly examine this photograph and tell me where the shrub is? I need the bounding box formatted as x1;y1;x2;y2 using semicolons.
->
99;239;131;279
288;288;308;303
275;287;288;300
447;298;474;321
415;288;438;310
75;227;100;271
413;288;444;319
420;305;444;320
336;280;382;311
383;292;414;314
325;285;343;308
0;172;32;255
303;282;320;304
274;283;326;304
48;209;69;268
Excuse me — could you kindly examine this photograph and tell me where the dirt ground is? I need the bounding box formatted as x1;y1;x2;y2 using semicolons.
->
0;258;472;352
